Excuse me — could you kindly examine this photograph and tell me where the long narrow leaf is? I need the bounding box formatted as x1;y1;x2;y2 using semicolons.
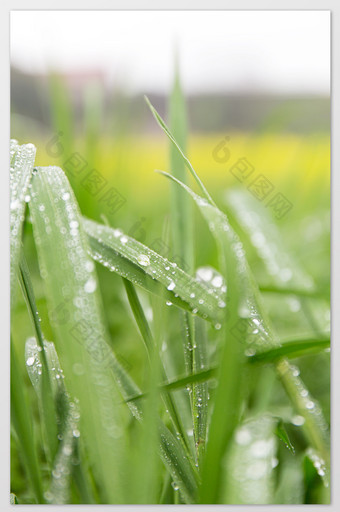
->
83;218;225;322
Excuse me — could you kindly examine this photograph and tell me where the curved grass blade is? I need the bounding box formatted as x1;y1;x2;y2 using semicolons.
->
157;171;330;499
83;218;225;322
225;189;315;292
248;337;330;363
10;140;36;307
29;166;130;503
29;166;198;504
145;96;215;206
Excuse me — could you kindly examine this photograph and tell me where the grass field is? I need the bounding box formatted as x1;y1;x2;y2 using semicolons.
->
10;75;330;504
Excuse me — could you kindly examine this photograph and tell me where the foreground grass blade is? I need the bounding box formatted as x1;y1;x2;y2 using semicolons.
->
10;341;44;503
10;140;36;307
123;279;190;440
29;165;198;504
18;255;59;466
83;218;225;322
161;171;330;495
221;415;277;504
168;69;208;466
29;166;129;503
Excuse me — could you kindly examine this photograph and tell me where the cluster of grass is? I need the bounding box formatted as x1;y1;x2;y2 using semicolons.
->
10;72;330;504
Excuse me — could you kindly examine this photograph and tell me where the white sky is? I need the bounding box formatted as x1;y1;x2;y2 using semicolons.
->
10;11;330;95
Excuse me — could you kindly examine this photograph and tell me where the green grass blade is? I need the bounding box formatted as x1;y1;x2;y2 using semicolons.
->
158;422;198;503
10;140;36;307
145;96;215;205
157;170;330;499
123;278;196;480
29;165;198;504
225;189;315;292
122;279;153;354
168;72;208;467
10;341;44;503
48;74;73;162
168;60;193;273
83;218;225;322
221;415;278;504
124;366;217;403
18;255;59;465
249;337;330;363
29;166;129;503
275;419;295;454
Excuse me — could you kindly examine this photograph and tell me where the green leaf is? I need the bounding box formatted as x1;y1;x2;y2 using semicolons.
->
83;217;225;322
10;140;36;307
145;96;215;205
224;189;315;292
124;366;217;403
10;341;44;503
158;171;330;497
29;165;198;504
168;59;193;274
275;419;295;454
248;337;330;363
221;415;278;504
19;254;59;466
29;165;130;503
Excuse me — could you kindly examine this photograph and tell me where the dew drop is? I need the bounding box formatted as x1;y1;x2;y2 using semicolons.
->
84;277;97;293
26;356;35;367
85;260;95;272
291;415;305;426
62;192;70;201
167;281;176;291
70;220;79;229
137;254;150;267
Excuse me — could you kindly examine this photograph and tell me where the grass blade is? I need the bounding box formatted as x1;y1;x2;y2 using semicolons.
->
10;140;36;307
221;415;278;504
10;341;44;503
29;165;129;503
29;165;198;504
145;96;215;205
18;254;59;466
156;171;330;500
249;337;330;363
225;189;315;292
83;218;225;322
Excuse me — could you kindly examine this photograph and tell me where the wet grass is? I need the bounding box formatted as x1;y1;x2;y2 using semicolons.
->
10;75;330;504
